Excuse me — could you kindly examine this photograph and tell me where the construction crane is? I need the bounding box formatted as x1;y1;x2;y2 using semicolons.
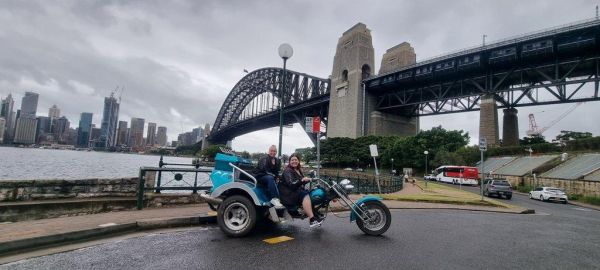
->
526;102;582;137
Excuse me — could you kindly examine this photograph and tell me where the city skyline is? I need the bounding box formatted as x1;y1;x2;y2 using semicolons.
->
0;1;598;154
1;91;178;148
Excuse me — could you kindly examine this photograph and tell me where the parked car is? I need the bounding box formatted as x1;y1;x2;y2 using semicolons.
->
424;174;436;181
482;179;513;199
529;187;568;204
343;167;353;171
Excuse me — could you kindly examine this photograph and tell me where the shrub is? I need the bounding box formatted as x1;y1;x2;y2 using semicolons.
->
581;196;600;206
568;194;583;201
516;185;533;193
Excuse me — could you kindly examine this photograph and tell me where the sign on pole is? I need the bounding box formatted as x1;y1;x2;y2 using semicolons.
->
312;117;320;133
369;144;379;157
479;138;487;151
305;117;313;133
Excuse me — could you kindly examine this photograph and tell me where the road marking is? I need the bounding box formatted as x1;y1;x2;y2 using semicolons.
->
573;207;592;212
98;223;118;227
263;236;294;244
207;211;217;216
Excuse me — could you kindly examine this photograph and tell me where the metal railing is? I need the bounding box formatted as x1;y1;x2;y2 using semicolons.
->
136;156;212;210
320;173;403;194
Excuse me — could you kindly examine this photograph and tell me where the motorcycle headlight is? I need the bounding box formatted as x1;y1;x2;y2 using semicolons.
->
344;184;354;191
340;179;351;186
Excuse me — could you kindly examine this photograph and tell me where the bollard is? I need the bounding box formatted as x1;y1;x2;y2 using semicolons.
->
137;169;146;210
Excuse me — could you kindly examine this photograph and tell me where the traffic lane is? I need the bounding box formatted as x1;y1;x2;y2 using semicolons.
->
434;181;600;220
4;209;600;270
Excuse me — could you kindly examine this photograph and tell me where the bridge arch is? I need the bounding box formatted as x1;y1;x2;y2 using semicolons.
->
209;67;330;144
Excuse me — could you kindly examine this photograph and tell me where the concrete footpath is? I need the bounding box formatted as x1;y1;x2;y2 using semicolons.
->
0;196;532;258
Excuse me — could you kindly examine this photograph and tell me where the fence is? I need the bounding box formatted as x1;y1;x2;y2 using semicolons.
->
320;171;403;194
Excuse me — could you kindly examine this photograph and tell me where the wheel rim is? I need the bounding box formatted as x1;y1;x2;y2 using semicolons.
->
362;205;386;231
223;202;250;231
540;195;543;201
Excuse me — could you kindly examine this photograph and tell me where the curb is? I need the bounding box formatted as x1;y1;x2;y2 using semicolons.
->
0;213;217;257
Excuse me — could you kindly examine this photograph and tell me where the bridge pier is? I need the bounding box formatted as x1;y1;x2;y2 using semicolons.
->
479;94;499;146
502;108;519;146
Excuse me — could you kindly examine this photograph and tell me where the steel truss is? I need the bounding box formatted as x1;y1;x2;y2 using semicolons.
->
375;56;600;116
210;67;330;143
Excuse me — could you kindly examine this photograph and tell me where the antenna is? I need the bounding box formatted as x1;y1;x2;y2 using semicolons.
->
119;85;125;103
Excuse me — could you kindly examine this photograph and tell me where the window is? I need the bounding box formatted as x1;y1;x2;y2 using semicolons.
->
361;64;371;80
342;70;348;82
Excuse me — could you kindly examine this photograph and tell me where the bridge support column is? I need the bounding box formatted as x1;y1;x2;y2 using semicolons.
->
502;108;519;146
368;111;419;136
479;94;499;146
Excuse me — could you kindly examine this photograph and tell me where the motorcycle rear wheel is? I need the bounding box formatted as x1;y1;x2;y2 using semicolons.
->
356;201;391;236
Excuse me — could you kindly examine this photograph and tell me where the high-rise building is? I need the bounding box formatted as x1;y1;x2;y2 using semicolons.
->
99;93;120;148
36;116;52;143
48;104;60;119
129;117;145;148
157;126;167;146
77;112;93;147
0;117;5;144
54;116;70;144
20;92;39;116
191;127;203;143
89;126;101;147
13;114;37;144
117;121;128;146
146;122;157;146
1;94;15;143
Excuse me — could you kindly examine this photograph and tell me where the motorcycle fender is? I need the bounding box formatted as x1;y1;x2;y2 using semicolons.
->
350;195;382;222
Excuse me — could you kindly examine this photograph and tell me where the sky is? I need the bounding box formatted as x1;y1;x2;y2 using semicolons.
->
0;0;598;155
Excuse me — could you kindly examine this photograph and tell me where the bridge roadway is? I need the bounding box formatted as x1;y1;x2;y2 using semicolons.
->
4;188;600;269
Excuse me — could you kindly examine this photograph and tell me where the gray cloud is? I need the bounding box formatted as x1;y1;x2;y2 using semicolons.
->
0;0;598;152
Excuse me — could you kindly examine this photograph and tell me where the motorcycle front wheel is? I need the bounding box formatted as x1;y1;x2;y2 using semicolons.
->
356;200;391;236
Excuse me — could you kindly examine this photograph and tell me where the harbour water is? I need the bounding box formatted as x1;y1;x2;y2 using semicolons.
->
0;147;196;180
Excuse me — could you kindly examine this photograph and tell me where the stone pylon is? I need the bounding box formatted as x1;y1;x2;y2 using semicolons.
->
479;94;499;146
327;23;419;138
502;108;519;146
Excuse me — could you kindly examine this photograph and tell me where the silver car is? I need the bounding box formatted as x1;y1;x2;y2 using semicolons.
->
529;187;568;204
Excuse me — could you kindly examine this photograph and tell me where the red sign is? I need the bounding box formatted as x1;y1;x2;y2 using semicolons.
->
312;117;320;133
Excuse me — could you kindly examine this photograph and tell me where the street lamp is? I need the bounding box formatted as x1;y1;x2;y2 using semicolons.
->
424;150;429;187
526;147;534;188
391;158;394;174
278;43;293;159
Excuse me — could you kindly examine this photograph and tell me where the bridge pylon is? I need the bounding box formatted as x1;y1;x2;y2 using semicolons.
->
327;23;419;138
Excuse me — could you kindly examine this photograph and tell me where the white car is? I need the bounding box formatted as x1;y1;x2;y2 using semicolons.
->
529;187;568;204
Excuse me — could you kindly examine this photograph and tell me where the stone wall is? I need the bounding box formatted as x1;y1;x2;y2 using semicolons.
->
0;174;156;202
503;175;600;196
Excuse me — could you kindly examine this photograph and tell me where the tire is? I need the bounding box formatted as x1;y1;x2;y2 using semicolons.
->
529;193;533;199
217;195;257;237
506;195;512;200
540;195;545;202
356;201;392;236
562;200;568;204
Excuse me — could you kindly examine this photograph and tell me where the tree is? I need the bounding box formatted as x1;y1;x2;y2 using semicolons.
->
431;150;465;169
239;151;251;159
520;135;547;145
250;152;266;161
200;144;227;161
554;130;593;142
295;147;316;163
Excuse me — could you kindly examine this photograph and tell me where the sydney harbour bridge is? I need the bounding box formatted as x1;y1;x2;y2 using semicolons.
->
207;17;600;147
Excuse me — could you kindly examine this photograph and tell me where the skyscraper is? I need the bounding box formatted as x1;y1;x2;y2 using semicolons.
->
77;112;93;147
157;126;167;146
1;94;15;143
48;105;60;119
117;121;128;146
0;117;5;144
191;127;203;143
13;114;37;144
99;93;120;148
129;117;145;149
146;122;157;146
36;116;52;143
54;116;70;144
20;92;39;116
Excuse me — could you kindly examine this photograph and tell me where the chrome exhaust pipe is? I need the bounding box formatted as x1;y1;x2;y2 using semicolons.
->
200;193;222;205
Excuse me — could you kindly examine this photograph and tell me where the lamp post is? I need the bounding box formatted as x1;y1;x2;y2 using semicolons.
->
391;158;394;174
526;147;533;188
277;43;293;159
424;150;429;187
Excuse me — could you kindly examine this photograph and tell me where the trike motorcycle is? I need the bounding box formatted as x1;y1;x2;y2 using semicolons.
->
200;152;392;237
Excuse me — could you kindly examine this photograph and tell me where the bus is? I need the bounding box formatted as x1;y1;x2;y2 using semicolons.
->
434;166;479;185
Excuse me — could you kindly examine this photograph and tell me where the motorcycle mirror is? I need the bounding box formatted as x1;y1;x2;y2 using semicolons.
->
344;184;354;191
309;170;316;178
340;179;351;186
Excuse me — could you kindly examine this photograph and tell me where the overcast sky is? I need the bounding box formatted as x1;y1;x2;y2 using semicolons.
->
1;0;598;154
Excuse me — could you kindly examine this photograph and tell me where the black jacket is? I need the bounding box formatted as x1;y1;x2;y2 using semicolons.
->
252;155;281;178
279;167;305;205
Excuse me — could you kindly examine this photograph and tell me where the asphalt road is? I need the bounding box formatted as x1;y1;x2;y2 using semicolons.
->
4;207;600;270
